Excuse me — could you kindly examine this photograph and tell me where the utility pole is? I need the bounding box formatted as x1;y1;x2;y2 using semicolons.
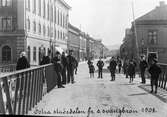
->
132;0;139;60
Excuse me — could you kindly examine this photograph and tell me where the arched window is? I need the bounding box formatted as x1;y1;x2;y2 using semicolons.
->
2;45;11;62
44;48;46;56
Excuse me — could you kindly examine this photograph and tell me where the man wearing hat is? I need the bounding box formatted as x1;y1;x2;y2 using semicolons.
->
139;55;148;84
66;50;77;84
148;58;161;94
52;51;65;88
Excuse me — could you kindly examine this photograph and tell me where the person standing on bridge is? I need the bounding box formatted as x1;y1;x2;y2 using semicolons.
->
148;58;161;94
97;57;104;79
61;52;67;85
16;51;30;70
109;57;117;81
117;58;122;73
66;50;77;84
139;55;148;84
89;62;95;78
52;51;65;88
128;60;135;83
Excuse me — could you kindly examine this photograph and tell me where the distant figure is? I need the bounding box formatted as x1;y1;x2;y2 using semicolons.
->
97;57;104;78
87;59;92;67
117;59;122;73
109;57;117;81
89;62;95;78
75;60;79;75
148;58;161;94
132;58;137;78
52;51;65;88
16;51;30;70
66;50;77;84
61;52;67;84
128;60;135;83
139;56;148;84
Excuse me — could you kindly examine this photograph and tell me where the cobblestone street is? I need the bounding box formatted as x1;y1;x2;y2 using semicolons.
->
28;61;167;117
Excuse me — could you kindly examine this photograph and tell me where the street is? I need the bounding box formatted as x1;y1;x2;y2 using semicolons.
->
28;60;167;117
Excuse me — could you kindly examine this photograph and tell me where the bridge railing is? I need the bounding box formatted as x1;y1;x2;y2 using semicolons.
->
158;63;167;90
0;64;16;73
0;64;57;115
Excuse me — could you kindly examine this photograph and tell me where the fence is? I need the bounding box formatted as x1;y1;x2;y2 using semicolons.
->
0;64;16;73
158;63;167;90
0;64;57;115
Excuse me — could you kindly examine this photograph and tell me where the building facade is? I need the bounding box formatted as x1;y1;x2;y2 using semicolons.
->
68;23;80;61
0;0;70;65
134;1;167;63
79;31;86;61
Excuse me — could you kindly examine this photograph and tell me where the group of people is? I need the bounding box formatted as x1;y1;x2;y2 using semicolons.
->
87;57;122;80
43;50;78;88
16;50;78;89
122;55;162;94
87;55;162;94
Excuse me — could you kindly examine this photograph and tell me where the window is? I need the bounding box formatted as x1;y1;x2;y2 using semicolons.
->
33;47;36;61
27;18;30;31
54;8;56;23
33;0;36;13
58;30;59;39
54;29;56;38
2;45;11;62
43;0;46;18
43;25;46;35
148;30;158;45
47;3;49;20
27;46;31;62
38;23;41;34
44;48;46;56
58;10;59;25
33;21;36;33
51;5;53;22
47;26;50;36
2;17;12;31
38;0;41;16
27;0;30;11
0;0;12;7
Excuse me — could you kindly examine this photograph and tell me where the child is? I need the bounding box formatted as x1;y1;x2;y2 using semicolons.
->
89;62;95;78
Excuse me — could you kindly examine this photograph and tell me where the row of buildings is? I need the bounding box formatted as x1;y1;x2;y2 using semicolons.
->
120;1;167;63
0;0;108;65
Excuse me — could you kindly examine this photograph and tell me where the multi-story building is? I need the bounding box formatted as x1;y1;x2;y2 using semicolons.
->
79;31;86;61
134;1;167;63
0;0;71;65
68;23;80;61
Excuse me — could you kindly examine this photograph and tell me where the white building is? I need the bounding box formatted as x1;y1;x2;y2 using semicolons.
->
0;0;71;65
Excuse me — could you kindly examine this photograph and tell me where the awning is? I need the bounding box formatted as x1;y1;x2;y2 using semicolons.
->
55;47;64;54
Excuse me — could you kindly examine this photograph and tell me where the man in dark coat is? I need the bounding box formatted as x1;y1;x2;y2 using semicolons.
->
87;59;92;67
109;57;117;81
16;51;30;70
97;57;104;78
52;51;65;88
148;58;161;94
61;52;67;84
117;59;122;73
128;60;135;83
139;56;148;84
40;52;51;65
66;50;77;84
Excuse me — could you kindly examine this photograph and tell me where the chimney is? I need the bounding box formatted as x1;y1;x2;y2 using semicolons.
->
160;1;165;7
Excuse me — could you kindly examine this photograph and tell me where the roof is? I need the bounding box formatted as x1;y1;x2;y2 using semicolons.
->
136;4;167;22
57;0;71;10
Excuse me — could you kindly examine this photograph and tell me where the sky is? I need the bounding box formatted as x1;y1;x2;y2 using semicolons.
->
65;0;165;46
